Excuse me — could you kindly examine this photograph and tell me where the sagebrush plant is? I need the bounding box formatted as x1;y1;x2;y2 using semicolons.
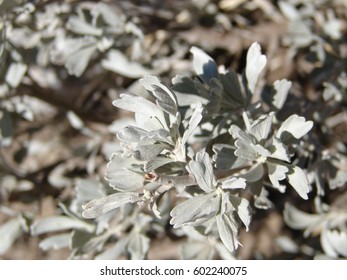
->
1;0;346;260
77;42;315;259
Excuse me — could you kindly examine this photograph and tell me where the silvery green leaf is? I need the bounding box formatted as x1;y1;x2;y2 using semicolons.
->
188;150;216;193
144;156;176;172
102;50;150;78
194;78;211;98
216;213;240;252
266;161;288;192
140;75;178;116
206;78;223;115
321;229;337;258
219;71;244;106
172;75;208;106
190;46;219;84
0;218;22;254
135;112;166;131
269;137;290;162
241;164;264;183
65;37;98;77
229;125;258;161
5;62;27;88
127;232;150;260
31;216;93;235
171;74;194;91
66;16;103;36
39;233;71;251
170;192;218;228
251;144;271;158
182;103;203;145
105;168;144;191
146;129;172;142
254;188;273;209
134;143;168;161
221;177;246;190
283;203;322;232
181;226;207;241
245;42;267;93
113;94;162;120
117;126;147;143
75;178;106;204
249;112;274;141
272;79;291;109
276;114;313;143
321;229;347;258
213;144;248;170
286;166;310;199
82;192;141;219
230;196;252;231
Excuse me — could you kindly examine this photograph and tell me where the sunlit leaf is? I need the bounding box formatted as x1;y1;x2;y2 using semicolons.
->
112;93;162;119
269;137;291;162
276;114;313;143
82;192;141;219
216;213;240;252
117;126;147;143
140;75;178;116
245;42;267;93
221;177;246;190
134;143;168;161
39;233;71;251
102;49;150;78
105;168;144;191
286;166;310;199
321;229;347;258
230;196;251;231
272;79;291;110
5;62;27;88
266;161;288;192
0;218;22;254
190;46;219;84
170;192;219;228
31;216;93;235
188;150;216;192
249;112;274;141
184;103;204;140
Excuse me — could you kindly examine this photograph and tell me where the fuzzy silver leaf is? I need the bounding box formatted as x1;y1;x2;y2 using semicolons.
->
82;192;141;219
245;42;267;93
